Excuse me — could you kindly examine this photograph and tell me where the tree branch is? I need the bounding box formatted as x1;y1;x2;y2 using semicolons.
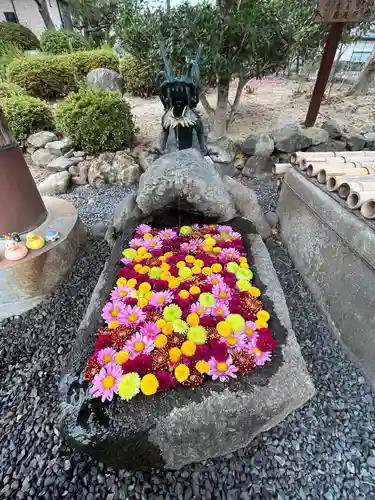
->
200;92;215;118
226;75;248;125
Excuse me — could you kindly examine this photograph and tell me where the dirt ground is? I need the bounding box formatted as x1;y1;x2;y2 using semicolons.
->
28;77;375;184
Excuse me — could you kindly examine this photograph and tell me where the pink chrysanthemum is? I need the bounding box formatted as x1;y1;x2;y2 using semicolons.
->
118;305;146;327
144;237;162;251
244;320;258;338
159;229;177;240
123;332;155;359
90;362;123;402
208;355;238;382
217;225;232;232
211;303;230;318
205;273;224;286
149;291;174;309
137;224;152;235
212;282;232;302
251;346;272;365
97;347;117;365
129;238;145;249
219;247;241;261
191;238;205;250
181;242;197;253
228;229;241;240
190;302;209;317
111;286;133;302
102;301;123;323
140;321;160;339
220;332;247;350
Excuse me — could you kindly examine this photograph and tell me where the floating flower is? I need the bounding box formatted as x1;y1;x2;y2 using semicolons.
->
102;301;123;324
256;332;276;352
251;346;272;365
181;340;197;357
118;305;146;327
114;350;129;365
212;282;231;302
118;372;141;401
129;238;144;249
231;349;256;373
140;373;159;395
205;273;224;286
150;291;174;309
174;363;190;382
163;304;182;322
219;248;241;261
159;229;177;240
84;355;101;382
227;261;239;273
225;314;245;333
181;367;204;388
257;310;270;322
91;362;123;402
196;360;210;374
140;321;160;339
111;286;133;302
144;237;162;251
137;224;152;235
169;347;181;363
211;303;230;318
181;242;197;253
235;268;253;281
208;356;238;382
190;302;208;317
149;266;163;279
154;334;168;348
244;320;257;337
97;347;117;365
187;326;207;345
173;319;188;334
220;332;247;350
199;292;215;308
124;332;154;359
151;347;169;370
180;226;193;235
249;286;261;297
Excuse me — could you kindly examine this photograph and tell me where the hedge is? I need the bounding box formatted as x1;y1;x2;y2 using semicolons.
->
40;29;90;54
0;22;39;50
119;53;155;97
65;49;119;78
0;81;27;100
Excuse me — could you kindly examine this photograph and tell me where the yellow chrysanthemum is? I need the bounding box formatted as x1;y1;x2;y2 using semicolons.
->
176;261;186;269
217;321;231;337
127;278;137;288
256;319;268;329
140;374;159;395
137;247;147;255
108;320;120;329
211;263;222;273
162;322;174;335
137;298;148;308
116;277;128;287
257;310;270;322
143;233;153;239
187;313;200;326
169;347;182;362
118;373;141;401
134;264;143;272
174;364;190;383
139;282;151;293
154;334;167;348
114;350;129;364
179;290;190;299
196;360;210;374
249;286;261;297
181;340;197;357
156;318;166;329
185;255;195;263
189;286;201;295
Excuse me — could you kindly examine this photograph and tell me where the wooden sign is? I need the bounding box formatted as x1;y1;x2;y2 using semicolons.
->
316;0;375;23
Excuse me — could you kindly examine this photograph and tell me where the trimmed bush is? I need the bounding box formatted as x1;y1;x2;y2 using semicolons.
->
6;55;75;98
0;40;23;80
55;88;136;153
40;29;90;54
1;94;55;141
66;49;119;78
0;81;27;99
119;53;155;97
0;22;39;50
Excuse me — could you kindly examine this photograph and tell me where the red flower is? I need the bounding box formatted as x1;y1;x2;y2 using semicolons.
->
94;332;113;351
155;370;176;391
207;340;228;361
84;354;101;382
199;315;217;327
256;334;276;352
192;344;210;362
123;354;153;375
232;349;256;373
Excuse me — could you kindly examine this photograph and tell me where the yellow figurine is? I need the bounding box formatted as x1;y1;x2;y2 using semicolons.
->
26;232;45;250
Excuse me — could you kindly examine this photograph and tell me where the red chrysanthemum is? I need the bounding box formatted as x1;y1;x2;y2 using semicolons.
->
256;334;276;352
109;325;133;349
192;344;210;362
94;331;113;351
207;340;228;361
240;294;262;314
151;348;169;371
123;354;153;375
84;355;101;382
232;349;256;374
154;370;176;391
206;326;220;341
181;367;204;388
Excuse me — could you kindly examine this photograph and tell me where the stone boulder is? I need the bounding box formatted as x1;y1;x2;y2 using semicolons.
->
31;149;57;167
364;132;375;149
304;139;347;153
59;225;315;470
87;68;124;93
321;119;342;139
38;171;70;195
45;138;73;157
242;156;274;179
27;131;57;148
87;152;141;187
346;132;366;151
136;148;236;221
241;133;274;156
69;161;90;185
301;127;329;146
47;156;75;172
273;124;312;153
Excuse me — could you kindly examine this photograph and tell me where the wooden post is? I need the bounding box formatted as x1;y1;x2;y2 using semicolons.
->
304;22;345;128
0;106;47;235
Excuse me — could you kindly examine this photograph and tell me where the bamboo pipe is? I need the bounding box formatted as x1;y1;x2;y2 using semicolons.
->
272;163;291;175
302;156;375;171
293;150;375;164
337;176;375;198
317;164;375;183
306;161;366;178
347;190;375;210
326;168;375;191
361;200;375;219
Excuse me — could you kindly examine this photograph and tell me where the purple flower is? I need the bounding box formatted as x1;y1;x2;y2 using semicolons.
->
219;247;241;261
190;302;209;317
140;321;160;339
90;362;123;402
97;347;117;365
159;229;177;240
124;332;155;359
136;224;152;235
212;282;232;302
208;356;238;382
144;237;162;251
181;242;197;253
111;286;133;302
205;273;225;286
220;332;247;350
118;305;146;327
129;238;145;249
211;303;230;318
251;346;272;365
149;290;173;309
102;301;123;323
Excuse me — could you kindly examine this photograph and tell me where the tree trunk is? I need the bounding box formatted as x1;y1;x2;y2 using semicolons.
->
34;0;55;29
213;76;230;138
227;76;247;126
349;46;375;96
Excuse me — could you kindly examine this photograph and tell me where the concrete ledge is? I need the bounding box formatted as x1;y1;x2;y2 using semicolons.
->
0;197;84;320
59;218;314;470
278;168;375;388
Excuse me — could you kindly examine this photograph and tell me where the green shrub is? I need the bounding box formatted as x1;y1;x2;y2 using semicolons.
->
119;53;155;97
55;88;136;153
6;55;75;98
0;22;39;50
40;29;90;54
0;81;27;99
66;49;119;78
0;41;23;80
1;94;55;141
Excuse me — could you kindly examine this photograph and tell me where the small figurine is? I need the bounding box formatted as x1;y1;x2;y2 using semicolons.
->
45;229;60;242
4;235;28;261
11;232;21;242
26;232;45;250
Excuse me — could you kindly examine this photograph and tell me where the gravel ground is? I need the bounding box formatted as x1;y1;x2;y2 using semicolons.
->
1;181;375;500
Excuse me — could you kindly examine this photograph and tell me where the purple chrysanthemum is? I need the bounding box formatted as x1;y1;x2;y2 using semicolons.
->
219;247;241;261
211;302;230;318
102;301;123;323
137;224;152;235
140;321;160;339
97;347;117;365
111;286;133;302
123;332;155;359
149;290;174;309
181;242;197;253
220;332;247;350
129;238;145;249
208;356;238;382
118;305;146;327
205;273;224;286
190;302;209;317
159;229;177;240
212;282;232;302
251;346;272;366
144;237;162;251
90;362;123;402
